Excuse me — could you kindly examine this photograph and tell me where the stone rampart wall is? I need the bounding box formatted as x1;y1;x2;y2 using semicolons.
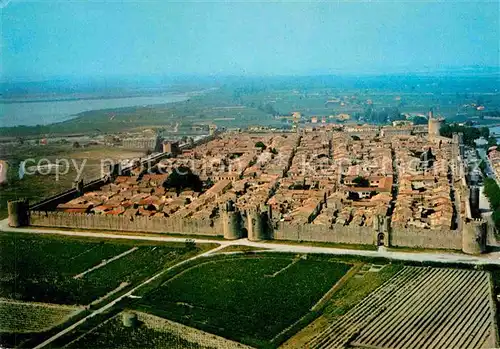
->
30;211;222;237
273;221;374;245
391;224;462;250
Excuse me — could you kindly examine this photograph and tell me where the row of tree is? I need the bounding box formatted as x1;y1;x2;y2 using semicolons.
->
483;178;500;231
439;123;490;147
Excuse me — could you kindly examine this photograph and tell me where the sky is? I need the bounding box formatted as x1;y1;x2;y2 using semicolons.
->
1;1;499;81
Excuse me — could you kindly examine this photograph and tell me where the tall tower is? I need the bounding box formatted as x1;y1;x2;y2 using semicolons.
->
221;200;241;240
462;219;486;254
247;205;269;241
8;199;29;227
428;108;442;138
469;186;480;217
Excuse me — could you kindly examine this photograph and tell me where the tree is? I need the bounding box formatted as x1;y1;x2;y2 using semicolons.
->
163;166;203;194
487;137;498;148
353;176;370;187
255;141;267;150
492;210;500;231
479;127;490;139
439;123;483;147
412;116;428;125
484;178;500;210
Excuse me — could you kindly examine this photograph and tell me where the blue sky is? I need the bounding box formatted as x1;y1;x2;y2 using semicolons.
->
1;1;499;81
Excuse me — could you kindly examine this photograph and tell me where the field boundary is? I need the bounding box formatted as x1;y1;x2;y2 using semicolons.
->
488;272;500;347
310;263;361;312
89;282;130;307
266;258;300;277
73;247;138;279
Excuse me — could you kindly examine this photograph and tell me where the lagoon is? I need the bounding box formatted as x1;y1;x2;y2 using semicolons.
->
0;93;188;127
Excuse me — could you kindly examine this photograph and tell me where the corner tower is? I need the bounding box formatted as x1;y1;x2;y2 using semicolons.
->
462;218;487;254
7;199;30;227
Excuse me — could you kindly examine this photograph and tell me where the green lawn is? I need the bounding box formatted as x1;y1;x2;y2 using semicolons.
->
137;256;351;346
0;233;208;305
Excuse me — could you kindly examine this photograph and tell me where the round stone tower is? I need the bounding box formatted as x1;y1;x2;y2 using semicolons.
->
122;312;138;327
462;219;487;254
74;179;84;196
8;199;29;227
428;117;442;138
221;201;241;240
247;207;268;241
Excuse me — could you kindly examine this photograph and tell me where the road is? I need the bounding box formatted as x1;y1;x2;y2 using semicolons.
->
1;219;499;266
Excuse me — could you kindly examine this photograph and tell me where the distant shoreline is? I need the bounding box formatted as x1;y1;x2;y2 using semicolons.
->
1;93;184;105
0;88;213;128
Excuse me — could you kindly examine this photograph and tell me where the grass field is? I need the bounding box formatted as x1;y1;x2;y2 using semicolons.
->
0;300;83;333
0;233;212;305
136;255;351;346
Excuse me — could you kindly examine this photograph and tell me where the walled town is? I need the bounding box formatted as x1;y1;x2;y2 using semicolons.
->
8;116;488;254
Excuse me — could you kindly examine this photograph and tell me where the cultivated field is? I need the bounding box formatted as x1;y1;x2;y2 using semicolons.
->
0;145;145;219
67;311;252;349
0;233;209;305
0;300;83;333
136;255;351;347
307;266;498;349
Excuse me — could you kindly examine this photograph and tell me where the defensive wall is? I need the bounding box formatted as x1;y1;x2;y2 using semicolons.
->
6;130;489;254
10;198;484;253
390;224;463;250
29;211;223;237
273;221;374;245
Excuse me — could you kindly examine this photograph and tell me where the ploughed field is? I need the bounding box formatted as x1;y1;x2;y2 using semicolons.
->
308;266;498;349
135;256;351;347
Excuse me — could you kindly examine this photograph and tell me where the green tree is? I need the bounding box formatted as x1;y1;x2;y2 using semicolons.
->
484;178;500;210
163;166;203;194
412;116;428;125
491;210;500;231
255;141;267;150
353;176;370;187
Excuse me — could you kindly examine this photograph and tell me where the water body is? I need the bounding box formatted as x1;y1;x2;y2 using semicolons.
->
0;93;189;127
489;126;500;142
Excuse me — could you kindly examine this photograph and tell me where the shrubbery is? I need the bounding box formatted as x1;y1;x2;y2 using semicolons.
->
483;178;500;230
